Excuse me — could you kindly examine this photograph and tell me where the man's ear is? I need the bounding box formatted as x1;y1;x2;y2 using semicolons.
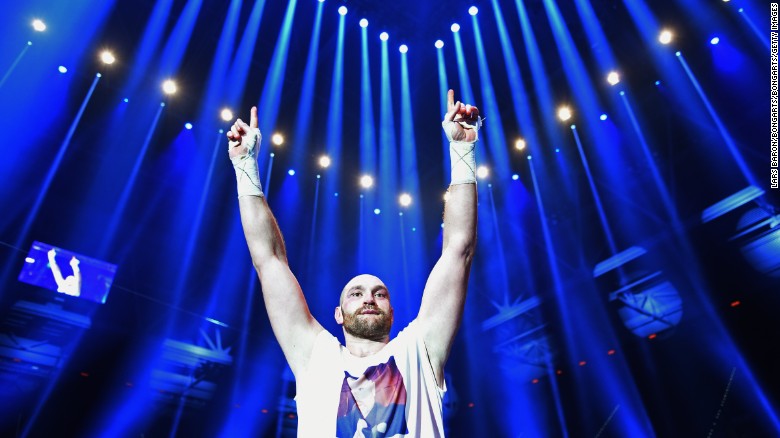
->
334;307;344;325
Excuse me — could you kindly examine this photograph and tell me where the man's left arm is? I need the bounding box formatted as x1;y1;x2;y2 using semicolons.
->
416;89;479;387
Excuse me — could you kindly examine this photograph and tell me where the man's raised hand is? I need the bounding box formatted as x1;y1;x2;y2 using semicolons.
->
442;89;480;143
227;106;261;160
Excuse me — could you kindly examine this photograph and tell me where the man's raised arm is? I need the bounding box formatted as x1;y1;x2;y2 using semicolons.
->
417;90;479;387
228;107;323;377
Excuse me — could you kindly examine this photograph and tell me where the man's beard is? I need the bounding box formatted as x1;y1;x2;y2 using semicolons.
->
342;306;393;341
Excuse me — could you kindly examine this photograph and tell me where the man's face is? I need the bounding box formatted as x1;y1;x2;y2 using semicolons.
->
336;274;394;341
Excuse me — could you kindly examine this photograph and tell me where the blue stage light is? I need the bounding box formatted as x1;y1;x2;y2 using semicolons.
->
123;98;129;103
600;114;608;121
435;40;444;49
451;23;460;32
373;208;380;215
184;122;192;130
359;18;368;28
512;174;519;180
469;6;478;16
58;66;67;73
710;36;720;45
399;44;408;54
380;32;389;41
338;6;347;15
288;169;295;176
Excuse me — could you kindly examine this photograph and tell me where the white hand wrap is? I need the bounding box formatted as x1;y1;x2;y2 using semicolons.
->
442;119;481;185
230;128;264;197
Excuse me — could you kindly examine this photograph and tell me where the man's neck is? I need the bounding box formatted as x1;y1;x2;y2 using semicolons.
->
343;331;390;357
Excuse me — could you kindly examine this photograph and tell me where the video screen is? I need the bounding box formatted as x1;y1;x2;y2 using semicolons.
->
17;241;117;304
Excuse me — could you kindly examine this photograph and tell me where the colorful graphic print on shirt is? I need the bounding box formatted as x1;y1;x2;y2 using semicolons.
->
336;356;409;437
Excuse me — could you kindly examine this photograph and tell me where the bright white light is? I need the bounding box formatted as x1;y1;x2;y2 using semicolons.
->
515;138;526;151
600;114;608;121
443;191;450;202
658;29;673;45
557;106;572;122
318;0;324;2
58;66;67;74
338;6;347;15
319;155;331;168
162;79;177;95
373;208;381;215
185;122;193;130
710;36;720;45
607;71;620;85
360;175;374;188
100;51;116;65
512;174;519;181
476;166;489;179
469;6;478;15
380;32;389;41
220;108;233;121
435;40;444;49
32;19;46;32
288;169;295;176
271;133;284;146
451;23;460;33
399;44;408;53
359;18;368;28
123;98;129;103
399;193;412;207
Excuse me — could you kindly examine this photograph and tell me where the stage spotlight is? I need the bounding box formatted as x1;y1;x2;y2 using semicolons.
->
515;138;526;151
32;19;46;32
607;71;619;85
288;169;295;176
555;148;561;153
451;23;460;32
359;18;368;28
435;40;444;49
557;106;572;121
469;6;478;15
710;36;720;45
319;155;331;168
123;98;129;103
512;174;519;180
271;133;284;146
360;175;374;189
399;193;412;207
374;208;381;215
476;166;489;179
600;114;608;121
185;122;193;130
100;51;116;65
399;44;408;53
338;6;347;15
220;108;233;121
162;79;177;95
380;32;389;41
58;66;67;74
658;29;673;45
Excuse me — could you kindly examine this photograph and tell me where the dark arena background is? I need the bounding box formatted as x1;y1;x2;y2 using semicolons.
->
0;0;777;436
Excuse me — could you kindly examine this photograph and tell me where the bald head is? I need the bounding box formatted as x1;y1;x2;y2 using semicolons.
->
339;274;388;306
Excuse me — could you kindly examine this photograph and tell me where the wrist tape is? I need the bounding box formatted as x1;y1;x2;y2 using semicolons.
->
230;128;264;197
442;120;480;185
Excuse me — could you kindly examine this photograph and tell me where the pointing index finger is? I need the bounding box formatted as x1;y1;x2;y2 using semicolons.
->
250;106;258;129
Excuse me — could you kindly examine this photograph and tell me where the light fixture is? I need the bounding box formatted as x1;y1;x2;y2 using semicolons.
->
271;133;284;146
220;108;233;121
451;23;460;33
360;175;374;188
319;155;331;168
435;40;444;49
32;19;46;32
162;79;177;95
557;106;572;121
399;193;412;207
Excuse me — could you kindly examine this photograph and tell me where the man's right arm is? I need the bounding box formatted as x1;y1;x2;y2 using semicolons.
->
230;107;323;377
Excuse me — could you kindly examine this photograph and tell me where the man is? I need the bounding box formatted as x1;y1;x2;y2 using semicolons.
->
47;248;81;297
227;89;479;437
